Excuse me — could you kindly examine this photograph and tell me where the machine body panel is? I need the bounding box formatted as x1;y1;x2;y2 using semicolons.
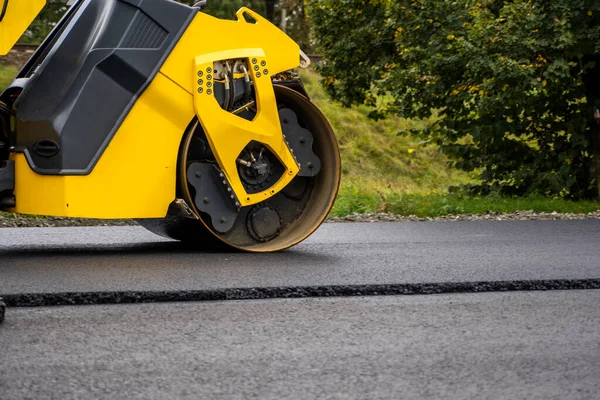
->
11;72;193;218
11;0;196;175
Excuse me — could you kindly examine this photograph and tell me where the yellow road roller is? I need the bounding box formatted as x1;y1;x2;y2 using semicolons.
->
0;0;341;252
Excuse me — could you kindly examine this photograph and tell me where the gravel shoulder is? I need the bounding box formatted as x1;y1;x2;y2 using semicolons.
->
0;210;599;228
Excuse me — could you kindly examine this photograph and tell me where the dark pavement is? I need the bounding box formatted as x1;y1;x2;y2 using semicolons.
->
0;220;599;399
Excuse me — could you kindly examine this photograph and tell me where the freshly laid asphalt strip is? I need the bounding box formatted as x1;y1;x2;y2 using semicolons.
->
1;291;599;399
2;279;600;308
0;220;599;297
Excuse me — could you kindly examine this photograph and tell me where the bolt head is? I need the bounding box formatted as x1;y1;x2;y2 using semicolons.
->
197;71;203;77
195;171;202;178
299;137;306;144
197;88;203;93
261;60;266;67
220;217;227;223
203;197;210;204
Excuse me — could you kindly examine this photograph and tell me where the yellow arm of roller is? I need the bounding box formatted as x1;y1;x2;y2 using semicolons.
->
0;0;46;56
186;7;303;207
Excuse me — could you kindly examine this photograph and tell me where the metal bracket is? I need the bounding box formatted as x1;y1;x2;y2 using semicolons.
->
299;50;311;69
187;163;240;233
193;49;300;208
280;108;321;177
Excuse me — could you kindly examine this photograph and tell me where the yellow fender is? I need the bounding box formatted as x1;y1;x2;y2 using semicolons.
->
0;0;46;55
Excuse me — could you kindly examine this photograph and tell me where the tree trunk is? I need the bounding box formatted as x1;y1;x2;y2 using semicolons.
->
280;5;288;33
265;0;276;22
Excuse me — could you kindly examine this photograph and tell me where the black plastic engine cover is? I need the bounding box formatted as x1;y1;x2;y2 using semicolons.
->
8;0;196;175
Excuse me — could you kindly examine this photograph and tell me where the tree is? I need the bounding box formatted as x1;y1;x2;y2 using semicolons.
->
307;0;600;199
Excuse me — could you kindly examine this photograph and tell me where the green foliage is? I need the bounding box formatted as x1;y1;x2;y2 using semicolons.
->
0;65;18;90
18;1;68;44
331;191;600;217
300;69;475;195
308;0;600;199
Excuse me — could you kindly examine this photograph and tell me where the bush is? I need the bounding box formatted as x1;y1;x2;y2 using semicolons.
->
307;0;600;199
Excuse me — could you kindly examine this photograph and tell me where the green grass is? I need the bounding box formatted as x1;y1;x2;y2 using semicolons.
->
0;64;17;90
331;192;600;217
299;69;475;196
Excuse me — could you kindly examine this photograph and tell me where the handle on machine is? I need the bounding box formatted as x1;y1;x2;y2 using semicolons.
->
0;0;9;23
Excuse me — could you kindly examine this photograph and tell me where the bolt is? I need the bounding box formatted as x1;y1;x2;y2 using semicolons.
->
197;71;203;77
197;88;203;93
252;58;257;64
203;197;210;204
307;162;313;169
220;217;227;223
207;67;212;73
195;171;202;178
207;89;212;95
235;202;241;207
207;74;212;80
256;72;261;78
261;60;266;67
230;195;235;199
299;137;306;144
197;79;203;85
254;65;259;71
283;118;289;124
227;187;232;193
219;173;224;178
222;180;227;185
263;69;269;75
207;82;212;87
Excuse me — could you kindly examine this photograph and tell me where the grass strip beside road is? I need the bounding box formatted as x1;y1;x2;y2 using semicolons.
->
331;193;600;218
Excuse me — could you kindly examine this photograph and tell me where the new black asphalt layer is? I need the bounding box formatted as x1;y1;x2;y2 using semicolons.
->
0;220;599;295
1;291;599;399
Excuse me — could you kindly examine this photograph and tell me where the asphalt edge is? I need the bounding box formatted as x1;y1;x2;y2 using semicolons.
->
2;279;599;308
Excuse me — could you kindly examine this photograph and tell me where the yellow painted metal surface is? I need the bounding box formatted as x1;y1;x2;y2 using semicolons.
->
193;50;299;207
161;8;300;94
12;73;194;218
0;0;46;55
12;7;303;218
164;8;302;206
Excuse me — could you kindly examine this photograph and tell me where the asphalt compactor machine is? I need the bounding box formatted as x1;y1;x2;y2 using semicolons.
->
0;0;341;253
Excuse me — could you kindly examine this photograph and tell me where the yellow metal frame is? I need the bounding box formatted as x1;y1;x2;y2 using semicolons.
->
193;49;299;207
0;0;46;55
10;7;303;218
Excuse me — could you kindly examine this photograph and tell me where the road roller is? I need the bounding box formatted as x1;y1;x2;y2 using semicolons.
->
0;0;341;252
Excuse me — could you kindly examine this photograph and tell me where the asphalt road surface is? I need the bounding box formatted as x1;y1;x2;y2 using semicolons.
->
1;220;599;399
